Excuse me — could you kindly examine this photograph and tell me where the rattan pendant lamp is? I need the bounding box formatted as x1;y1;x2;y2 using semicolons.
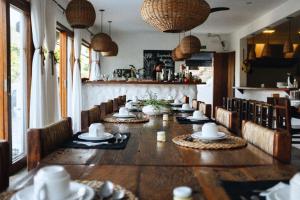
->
248;34;256;60
141;0;210;33
174;33;191;61
180;32;201;55
262;32;272;58
283;17;294;54
91;10;112;52
65;0;96;28
101;21;119;57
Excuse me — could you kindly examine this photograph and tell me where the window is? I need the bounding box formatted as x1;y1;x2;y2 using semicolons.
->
9;6;27;161
80;44;90;79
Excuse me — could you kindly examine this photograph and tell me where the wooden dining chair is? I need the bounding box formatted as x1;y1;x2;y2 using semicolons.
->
81;106;102;131
192;99;199;110
182;95;189;104
106;100;113;114
27;118;73;170
253;103;273;129
0;140;9;192
198;101;212;118
242;120;291;163
215;107;239;134
267;97;291;131
121;95;126;105
113;98;119;112
99;102;107;119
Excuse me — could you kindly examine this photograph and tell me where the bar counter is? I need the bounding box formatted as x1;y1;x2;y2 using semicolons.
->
82;80;202;109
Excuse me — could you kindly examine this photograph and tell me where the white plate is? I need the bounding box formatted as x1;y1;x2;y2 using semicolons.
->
78;132;114;141
113;113;136;118
191;132;227;141
178;108;194;112
170;103;183;106
267;186;290;200
11;181;95;200
186;116;208;121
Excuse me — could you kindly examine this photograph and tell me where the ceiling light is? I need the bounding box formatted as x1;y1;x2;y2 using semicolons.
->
263;29;275;34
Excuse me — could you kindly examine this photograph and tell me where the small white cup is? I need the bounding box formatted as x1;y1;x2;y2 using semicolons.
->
119;107;129;115
182;104;191;110
166;96;173;101
173;186;192;200
132;96;138;102
290;173;300;200
34;166;71;200
163;114;169;121
157;131;166;142
125;102;133;109
89;123;105;137
174;99;180;104
202;123;218;138
193;111;204;119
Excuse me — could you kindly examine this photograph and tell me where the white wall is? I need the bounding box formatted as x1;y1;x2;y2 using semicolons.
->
99;31;231;75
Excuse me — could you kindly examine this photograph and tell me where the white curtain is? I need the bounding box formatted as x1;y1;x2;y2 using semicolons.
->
45;0;60;124
89;50;101;81
71;29;82;133
67;37;73;117
29;0;46;128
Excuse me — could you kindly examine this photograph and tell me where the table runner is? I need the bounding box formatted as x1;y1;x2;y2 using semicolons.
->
176;116;214;124
221;180;289;200
62;133;130;149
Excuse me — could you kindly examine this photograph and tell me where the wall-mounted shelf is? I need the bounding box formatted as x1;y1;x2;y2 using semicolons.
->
233;87;297;94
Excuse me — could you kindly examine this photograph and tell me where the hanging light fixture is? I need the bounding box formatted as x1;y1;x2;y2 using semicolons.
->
66;0;96;28
174;33;191;60
180;33;201;55
91;10;112;52
248;34;256;61
172;48;180;61
101;21;119;57
141;0;211;33
262;31;273;58
283;17;294;54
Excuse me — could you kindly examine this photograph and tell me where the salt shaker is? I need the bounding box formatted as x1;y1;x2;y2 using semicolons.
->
173;186;192;200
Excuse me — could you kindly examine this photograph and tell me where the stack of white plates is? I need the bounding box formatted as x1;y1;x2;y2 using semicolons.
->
191;132;226;141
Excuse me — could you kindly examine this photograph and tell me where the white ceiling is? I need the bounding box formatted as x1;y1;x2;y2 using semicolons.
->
77;0;288;34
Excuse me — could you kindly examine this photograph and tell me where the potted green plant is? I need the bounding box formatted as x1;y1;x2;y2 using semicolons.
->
142;92;170;116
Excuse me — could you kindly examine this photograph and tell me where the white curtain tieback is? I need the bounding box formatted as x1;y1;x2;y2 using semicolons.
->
48;51;56;75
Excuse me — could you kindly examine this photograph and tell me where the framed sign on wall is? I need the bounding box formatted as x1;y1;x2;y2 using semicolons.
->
143;50;175;79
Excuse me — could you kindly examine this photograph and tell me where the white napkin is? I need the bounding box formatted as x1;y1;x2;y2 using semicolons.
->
260;182;289;197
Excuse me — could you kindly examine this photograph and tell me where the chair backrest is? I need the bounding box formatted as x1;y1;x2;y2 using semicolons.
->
182;95;189;104
27;118;73;170
0;141;9;192
192;99;198;110
113;98;119;112
242;120;291;163
119;95;126;106
267;97;291;132
99;102;107;119
215;107;239;133
198;101;212;118
81;106;101;131
106;100;113;114
253;102;273;129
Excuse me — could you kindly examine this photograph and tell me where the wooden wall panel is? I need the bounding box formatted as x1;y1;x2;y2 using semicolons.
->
60;32;67;117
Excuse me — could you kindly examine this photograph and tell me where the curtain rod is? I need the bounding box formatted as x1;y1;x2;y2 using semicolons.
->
51;0;95;36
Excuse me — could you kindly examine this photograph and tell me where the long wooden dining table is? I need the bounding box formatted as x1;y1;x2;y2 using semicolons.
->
12;114;300;199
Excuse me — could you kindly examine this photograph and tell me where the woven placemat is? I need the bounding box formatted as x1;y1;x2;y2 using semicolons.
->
2;180;137;200
104;116;149;123
172;134;247;150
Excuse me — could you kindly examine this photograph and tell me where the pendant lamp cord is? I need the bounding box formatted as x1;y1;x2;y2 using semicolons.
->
100;9;104;33
108;21;112;36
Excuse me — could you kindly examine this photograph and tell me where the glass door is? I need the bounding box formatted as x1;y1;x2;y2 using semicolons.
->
9;6;27;162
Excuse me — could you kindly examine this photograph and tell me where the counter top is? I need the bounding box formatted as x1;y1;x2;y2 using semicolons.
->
83;80;204;85
233;86;298;94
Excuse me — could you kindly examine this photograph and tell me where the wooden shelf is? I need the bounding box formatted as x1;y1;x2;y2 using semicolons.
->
233;87;297;94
